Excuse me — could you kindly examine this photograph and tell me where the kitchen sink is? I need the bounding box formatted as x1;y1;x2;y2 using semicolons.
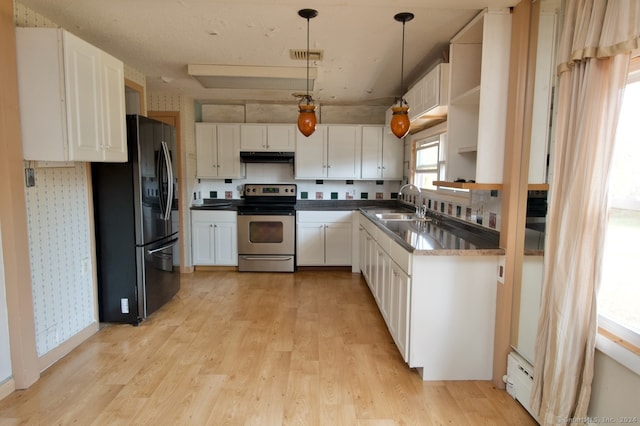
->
375;212;431;221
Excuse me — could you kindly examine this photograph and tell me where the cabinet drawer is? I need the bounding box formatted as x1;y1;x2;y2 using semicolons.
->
389;241;411;275
191;210;236;223
361;214;377;234
297;210;352;223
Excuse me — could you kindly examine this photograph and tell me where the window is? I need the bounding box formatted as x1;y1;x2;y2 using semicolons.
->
599;57;640;349
413;134;445;190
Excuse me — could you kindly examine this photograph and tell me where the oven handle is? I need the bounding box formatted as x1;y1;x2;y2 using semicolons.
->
239;256;294;261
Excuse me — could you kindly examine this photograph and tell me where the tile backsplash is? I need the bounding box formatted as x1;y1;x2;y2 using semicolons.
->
192;163;502;231
192;163;401;202
401;189;502;231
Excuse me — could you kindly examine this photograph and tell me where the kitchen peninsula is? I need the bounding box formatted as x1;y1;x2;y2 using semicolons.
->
358;205;502;380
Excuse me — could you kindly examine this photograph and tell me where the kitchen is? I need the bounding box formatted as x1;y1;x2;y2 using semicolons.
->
1;0;639;424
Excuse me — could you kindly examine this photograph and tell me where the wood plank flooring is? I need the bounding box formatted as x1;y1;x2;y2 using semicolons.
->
0;270;536;425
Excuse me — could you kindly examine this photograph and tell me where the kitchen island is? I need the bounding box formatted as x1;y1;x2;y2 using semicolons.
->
357;208;502;381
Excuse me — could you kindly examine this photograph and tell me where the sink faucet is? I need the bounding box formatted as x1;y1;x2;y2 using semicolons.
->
398;183;425;218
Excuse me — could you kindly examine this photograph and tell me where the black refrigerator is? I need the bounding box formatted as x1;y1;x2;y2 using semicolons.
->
92;115;180;324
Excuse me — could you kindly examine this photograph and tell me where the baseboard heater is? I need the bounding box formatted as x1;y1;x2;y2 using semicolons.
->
505;351;540;424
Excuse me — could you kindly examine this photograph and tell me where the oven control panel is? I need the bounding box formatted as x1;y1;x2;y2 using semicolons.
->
243;183;297;198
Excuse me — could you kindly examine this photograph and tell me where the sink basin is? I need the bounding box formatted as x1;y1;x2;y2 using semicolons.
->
375;212;431;221
375;212;415;220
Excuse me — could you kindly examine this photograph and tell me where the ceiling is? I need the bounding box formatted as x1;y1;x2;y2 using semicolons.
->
19;0;519;106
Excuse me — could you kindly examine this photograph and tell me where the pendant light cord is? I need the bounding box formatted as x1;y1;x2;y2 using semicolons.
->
400;20;406;95
306;16;310;102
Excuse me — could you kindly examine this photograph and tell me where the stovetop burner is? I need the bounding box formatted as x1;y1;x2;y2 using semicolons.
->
238;183;297;215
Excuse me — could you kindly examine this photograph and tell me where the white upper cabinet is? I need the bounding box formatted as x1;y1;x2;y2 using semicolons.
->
16;28;127;162
406;63;450;131
240;124;295;151
195;123;244;179
295;125;361;179
361;125;403;180
446;8;512;183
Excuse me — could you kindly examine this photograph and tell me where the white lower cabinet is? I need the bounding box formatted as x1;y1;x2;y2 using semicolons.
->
388;264;410;361
297;211;352;266
191;210;237;266
359;213;497;379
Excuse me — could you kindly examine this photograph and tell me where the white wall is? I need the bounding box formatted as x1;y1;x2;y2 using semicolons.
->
588;350;640;421
0;223;12;383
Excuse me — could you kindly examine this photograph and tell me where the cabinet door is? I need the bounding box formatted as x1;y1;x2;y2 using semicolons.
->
324;222;352;266
267;124;296;150
389;264;410;362
100;50;127;162
63;31;103;161
195;124;219;178
297;222;326;265
213;222;238;265
192;221;214;265
240;124;267;151
361;126;382;179
365;233;376;292
327;125;361;179
295;125;328;178
422;66;440;113
216;124;242;178
381;131;404;179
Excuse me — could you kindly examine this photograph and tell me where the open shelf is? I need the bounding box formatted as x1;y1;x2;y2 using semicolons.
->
451;85;481;105
457;145;478;154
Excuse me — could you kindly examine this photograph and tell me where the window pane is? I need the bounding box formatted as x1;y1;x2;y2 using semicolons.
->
599;77;640;334
600;209;640;333
415;172;437;190
416;144;438;169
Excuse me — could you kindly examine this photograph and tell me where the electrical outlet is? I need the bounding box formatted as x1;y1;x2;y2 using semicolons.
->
25;167;35;187
81;258;89;276
497;256;506;284
121;298;129;314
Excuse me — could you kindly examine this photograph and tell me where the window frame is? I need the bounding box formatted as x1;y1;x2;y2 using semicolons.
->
596;54;640;372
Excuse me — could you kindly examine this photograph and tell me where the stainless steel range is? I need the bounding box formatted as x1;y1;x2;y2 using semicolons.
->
237;183;297;272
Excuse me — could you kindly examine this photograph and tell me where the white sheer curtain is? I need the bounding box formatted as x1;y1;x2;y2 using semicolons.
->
531;1;640;425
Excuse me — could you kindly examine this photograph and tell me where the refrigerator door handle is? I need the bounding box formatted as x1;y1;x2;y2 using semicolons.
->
147;238;179;254
156;145;167;217
160;140;174;221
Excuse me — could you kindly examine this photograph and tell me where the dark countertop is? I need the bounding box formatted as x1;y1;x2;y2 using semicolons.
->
190;199;399;211
359;208;504;256
191;199;504;255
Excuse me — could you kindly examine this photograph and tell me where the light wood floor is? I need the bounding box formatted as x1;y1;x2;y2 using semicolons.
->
0;270;536;425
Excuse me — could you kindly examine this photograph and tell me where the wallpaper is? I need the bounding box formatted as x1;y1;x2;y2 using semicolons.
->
24;164;96;356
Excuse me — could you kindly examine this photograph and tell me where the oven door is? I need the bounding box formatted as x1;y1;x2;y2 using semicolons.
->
237;213;295;272
237;214;295;255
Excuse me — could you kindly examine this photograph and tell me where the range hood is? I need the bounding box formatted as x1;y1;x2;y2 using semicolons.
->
240;151;295;163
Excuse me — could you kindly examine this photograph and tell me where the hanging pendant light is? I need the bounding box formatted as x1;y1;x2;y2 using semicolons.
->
390;12;414;139
297;8;319;137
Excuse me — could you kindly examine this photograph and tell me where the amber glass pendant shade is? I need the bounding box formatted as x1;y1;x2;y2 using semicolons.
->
390;104;410;139
298;103;317;137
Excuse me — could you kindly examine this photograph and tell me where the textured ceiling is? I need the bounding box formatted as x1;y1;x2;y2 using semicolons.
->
19;0;519;106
